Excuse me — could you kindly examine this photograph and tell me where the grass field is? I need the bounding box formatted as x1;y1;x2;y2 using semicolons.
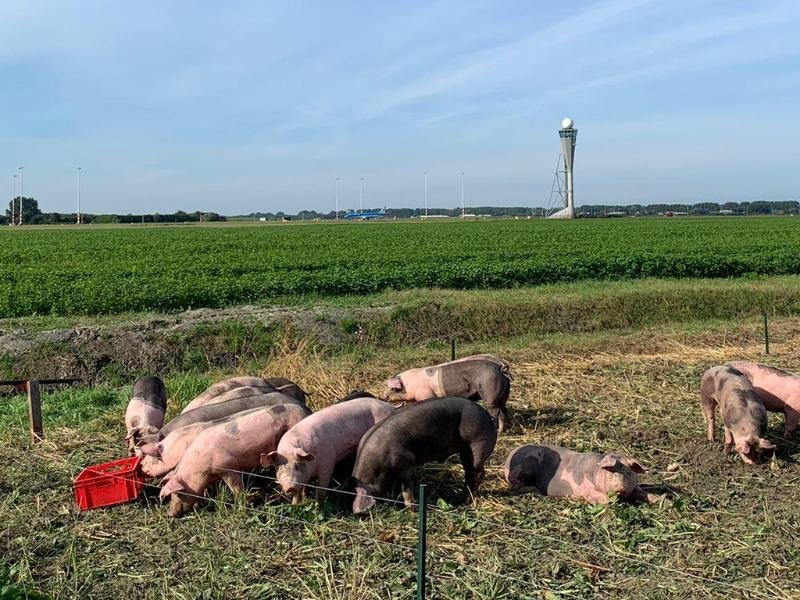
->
2;307;800;598
3;217;800;317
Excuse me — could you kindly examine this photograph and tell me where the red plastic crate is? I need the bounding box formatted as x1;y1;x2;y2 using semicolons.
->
74;456;144;511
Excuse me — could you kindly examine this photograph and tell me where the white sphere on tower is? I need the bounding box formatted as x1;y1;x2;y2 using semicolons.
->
561;117;574;129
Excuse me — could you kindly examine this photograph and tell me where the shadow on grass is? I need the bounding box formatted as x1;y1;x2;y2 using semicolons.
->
510;406;575;431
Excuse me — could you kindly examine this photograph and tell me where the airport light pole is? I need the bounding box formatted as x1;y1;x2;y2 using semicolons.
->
10;174;16;226
424;171;428;217
335;177;339;220
18;167;24;225
76;167;82;225
460;171;465;217
360;177;364;212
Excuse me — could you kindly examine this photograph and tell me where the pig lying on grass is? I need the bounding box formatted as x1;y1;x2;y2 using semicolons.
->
262;396;395;503
700;365;775;464
504;444;650;504
125;376;168;456
352;397;497;513
160;403;310;517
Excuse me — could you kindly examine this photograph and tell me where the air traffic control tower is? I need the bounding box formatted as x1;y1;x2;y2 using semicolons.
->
547;117;578;219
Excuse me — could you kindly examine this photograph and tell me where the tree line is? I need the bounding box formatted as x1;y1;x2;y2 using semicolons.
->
4;197;799;226
3;198;225;225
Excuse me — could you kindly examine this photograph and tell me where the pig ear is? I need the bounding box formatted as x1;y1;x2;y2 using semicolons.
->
598;455;619;470
759;439;776;454
296;450;315;462
159;476;184;500
386;377;403;391
139;442;161;458
260;451;278;468
621;458;647;474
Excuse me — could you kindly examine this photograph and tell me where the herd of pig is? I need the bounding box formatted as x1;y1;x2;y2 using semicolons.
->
121;354;800;517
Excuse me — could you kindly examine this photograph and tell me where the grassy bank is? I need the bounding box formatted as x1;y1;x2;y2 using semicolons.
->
1;276;796;384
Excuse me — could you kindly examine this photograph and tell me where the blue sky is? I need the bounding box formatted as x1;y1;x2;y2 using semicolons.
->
2;0;799;214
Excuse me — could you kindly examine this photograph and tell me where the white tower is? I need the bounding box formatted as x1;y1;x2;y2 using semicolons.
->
547;117;578;219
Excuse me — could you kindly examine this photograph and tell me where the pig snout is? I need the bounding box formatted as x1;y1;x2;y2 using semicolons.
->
352;484;377;514
275;467;302;497
736;437;775;463
167;494;194;518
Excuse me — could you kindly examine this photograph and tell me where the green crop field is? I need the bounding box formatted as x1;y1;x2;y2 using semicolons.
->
1;217;799;318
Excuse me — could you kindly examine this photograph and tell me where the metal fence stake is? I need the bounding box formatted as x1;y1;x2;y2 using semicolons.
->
764;312;770;355
417;483;427;600
451;339;456;361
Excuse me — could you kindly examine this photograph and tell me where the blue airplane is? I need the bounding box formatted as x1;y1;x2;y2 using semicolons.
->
343;206;389;220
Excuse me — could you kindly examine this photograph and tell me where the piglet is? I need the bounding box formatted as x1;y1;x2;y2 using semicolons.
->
352;397;497;513
386;355;511;432
139;407;262;477
700;365;775;463
726;361;800;439
124;376;168;456
504;444;649;504
160;402;311;517
261;396;395;503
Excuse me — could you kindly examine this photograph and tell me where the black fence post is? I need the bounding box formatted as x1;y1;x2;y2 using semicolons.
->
451;339;456;361
764;312;770;355
416;483;428;600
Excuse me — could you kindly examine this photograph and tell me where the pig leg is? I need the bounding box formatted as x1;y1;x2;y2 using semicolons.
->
142;459;173;478
221;472;244;495
784;408;800;439
401;478;415;508
586;490;612;504
723;427;734;455
314;460;335;505
487;376;511;433
459;445;480;499
700;393;717;442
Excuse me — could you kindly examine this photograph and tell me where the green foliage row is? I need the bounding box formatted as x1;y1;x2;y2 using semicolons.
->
2;217;800;317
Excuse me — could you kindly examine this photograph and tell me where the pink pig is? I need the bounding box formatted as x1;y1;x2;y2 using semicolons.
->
504;444;650;504
261;397;395;503
385;355;511;432
181;377;273;413
124;376;168;456
727;361;800;439
140;407;271;477
700;365;775;463
160;403;310;517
